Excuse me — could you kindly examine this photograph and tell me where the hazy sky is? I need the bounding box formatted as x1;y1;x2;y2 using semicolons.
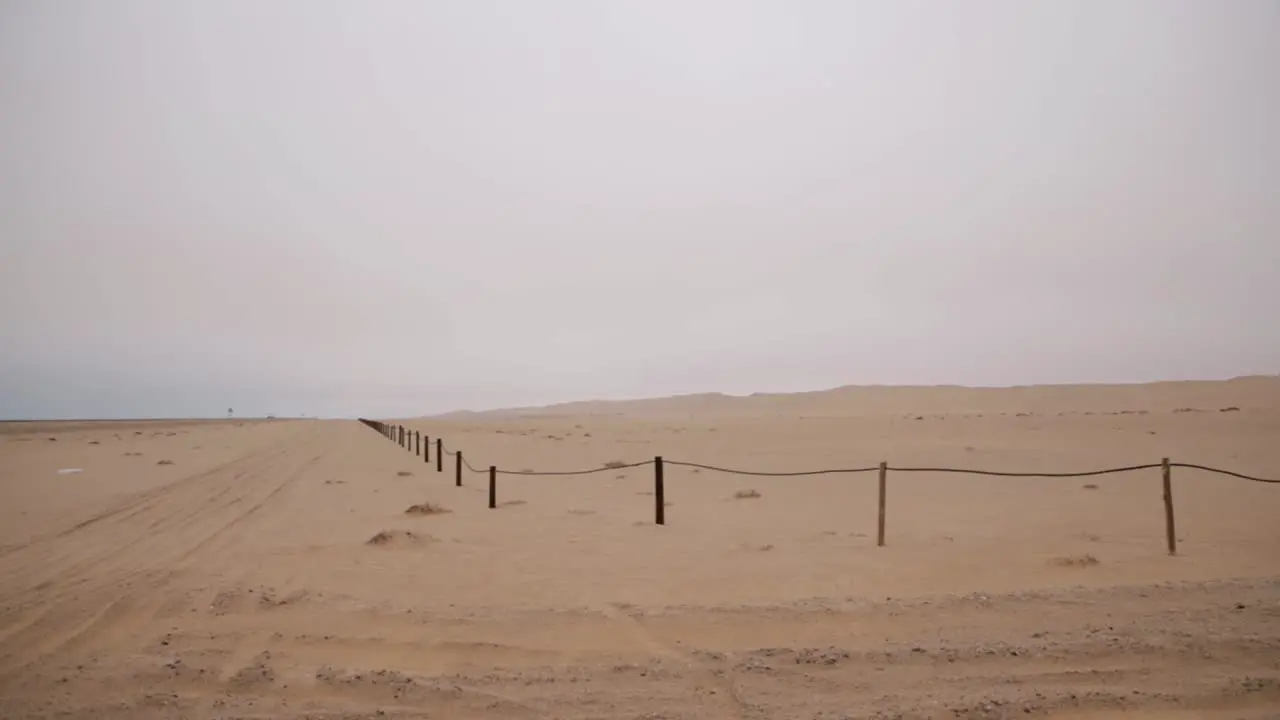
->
2;2;1277;419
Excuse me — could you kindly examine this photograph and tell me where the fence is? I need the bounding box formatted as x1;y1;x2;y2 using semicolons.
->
356;418;1278;556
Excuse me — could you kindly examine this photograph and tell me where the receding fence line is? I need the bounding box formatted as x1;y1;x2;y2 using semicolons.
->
356;418;1277;555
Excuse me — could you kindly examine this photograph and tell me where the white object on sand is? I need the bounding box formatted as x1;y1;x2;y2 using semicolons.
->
56;468;83;475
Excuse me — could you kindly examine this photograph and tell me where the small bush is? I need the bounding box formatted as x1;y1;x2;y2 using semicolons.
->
1048;554;1099;568
366;530;426;546
733;489;762;500
157;459;175;466
602;460;628;469
1081;483;1099;490
404;502;450;516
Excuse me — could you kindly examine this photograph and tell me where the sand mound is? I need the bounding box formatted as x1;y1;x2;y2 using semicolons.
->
403;503;450;516
396;471;414;477
365;530;430;547
1048;554;1100;568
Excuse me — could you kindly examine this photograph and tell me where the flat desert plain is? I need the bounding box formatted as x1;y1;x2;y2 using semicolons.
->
2;378;1280;719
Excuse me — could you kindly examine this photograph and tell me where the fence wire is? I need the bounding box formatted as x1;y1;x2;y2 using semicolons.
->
1170;462;1280;484
665;460;879;476
497;460;656;476
887;463;1163;478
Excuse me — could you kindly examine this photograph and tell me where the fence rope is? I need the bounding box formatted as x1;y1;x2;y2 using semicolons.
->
886;463;1163;478
665;460;878;476
1169;462;1280;484
497;460;656;476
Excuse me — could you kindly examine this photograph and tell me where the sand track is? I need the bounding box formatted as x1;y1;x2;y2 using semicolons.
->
0;424;321;677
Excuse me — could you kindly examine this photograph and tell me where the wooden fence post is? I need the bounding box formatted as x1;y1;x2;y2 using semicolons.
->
415;431;420;456
1162;457;1177;556
436;438;443;472
655;456;665;525
878;461;887;547
488;466;497;509
456;451;463;487
424;435;430;463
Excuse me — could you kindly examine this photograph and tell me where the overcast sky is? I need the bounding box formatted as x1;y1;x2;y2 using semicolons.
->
2;2;1277;419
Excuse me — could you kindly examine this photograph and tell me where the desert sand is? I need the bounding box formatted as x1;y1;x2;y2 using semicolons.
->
2;378;1279;718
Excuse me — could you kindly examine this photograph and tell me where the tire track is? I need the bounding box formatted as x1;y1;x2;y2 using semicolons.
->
0;445;286;609
0;425;326;675
601;603;751;720
0;431;303;561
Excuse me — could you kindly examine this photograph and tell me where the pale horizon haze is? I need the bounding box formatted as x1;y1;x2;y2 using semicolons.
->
2;2;1278;419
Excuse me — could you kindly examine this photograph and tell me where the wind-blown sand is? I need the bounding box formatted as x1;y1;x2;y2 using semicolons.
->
2;378;1279;718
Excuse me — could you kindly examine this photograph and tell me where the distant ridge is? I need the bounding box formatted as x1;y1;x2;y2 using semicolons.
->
426;375;1280;419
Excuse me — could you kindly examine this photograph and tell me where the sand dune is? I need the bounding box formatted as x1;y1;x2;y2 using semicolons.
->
1;379;1279;718
452;375;1280;419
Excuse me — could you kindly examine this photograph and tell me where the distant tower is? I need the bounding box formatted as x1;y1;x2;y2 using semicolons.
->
228;407;234;419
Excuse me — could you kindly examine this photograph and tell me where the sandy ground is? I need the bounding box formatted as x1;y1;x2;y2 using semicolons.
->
1;379;1279;719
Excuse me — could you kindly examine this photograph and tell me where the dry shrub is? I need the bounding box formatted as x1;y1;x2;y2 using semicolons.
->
733;489;762;500
396;471;413;477
602;460;628;469
499;499;527;507
1048;554;1100;568
366;530;427;547
404;502;450;516
1219;406;1241;412
1081;483;1099;490
157;459;175;466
